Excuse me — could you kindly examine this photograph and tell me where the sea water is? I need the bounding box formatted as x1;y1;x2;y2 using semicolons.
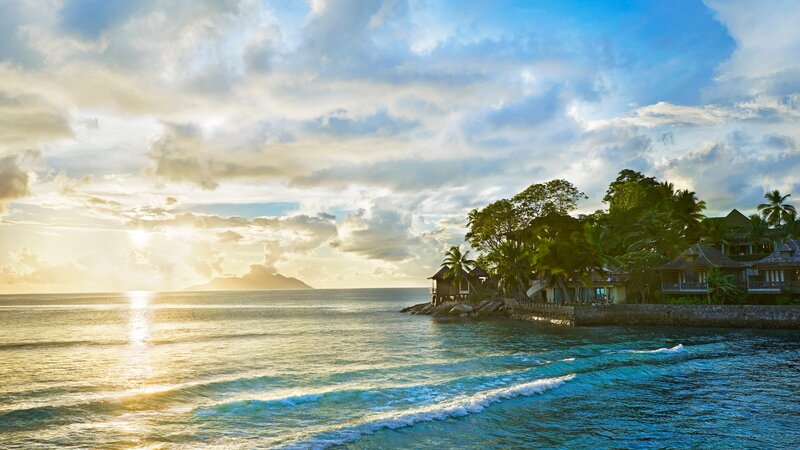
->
1;288;800;448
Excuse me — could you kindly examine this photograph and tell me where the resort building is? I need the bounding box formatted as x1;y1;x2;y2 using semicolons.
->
428;266;491;304
749;239;800;294
534;270;628;304
659;243;748;295
702;209;773;259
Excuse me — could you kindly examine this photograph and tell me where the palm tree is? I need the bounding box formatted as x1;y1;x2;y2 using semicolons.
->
706;268;740;305
782;214;800;240
741;214;771;253
758;190;796;226
490;241;531;300
701;219;730;248
440;246;476;297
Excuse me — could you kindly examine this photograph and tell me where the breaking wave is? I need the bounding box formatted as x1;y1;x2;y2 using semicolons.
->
283;374;575;449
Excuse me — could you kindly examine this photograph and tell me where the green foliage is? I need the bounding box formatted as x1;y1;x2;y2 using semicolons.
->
511;179;587;227
616;250;665;303
777;291;800;305
440;246;475;292
758;190;796;226
706;268;741;305
667;296;707;305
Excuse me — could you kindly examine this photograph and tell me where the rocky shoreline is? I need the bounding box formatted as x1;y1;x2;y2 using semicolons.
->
401;300;511;318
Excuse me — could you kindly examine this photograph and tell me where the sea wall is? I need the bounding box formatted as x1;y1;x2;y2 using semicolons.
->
511;303;800;329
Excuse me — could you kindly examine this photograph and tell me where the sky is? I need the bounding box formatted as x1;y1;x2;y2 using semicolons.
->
1;0;800;293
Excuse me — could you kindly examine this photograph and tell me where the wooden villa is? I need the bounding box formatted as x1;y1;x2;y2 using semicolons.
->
749;239;800;294
428;266;491;304
534;270;628;305
702;209;773;259
659;243;748;295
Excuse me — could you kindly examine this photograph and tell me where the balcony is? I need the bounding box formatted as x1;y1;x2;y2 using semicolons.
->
661;282;708;293
748;280;800;292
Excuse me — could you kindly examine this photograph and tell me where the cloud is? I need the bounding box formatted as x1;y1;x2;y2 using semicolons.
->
0;152;38;214
332;204;420;261
217;229;243;243
661;139;800;212
0;247;90;291
146;123;282;189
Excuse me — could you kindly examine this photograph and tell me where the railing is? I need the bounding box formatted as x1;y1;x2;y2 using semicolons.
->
749;280;800;291
661;282;708;292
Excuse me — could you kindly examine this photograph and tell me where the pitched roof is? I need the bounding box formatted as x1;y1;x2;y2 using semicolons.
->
428;266;469;279
702;208;751;230
754;239;800;267
429;265;489;279
469;266;489;278
659;243;747;270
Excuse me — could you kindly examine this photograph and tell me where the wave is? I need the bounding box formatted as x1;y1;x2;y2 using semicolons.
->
0;331;304;351
621;344;685;354
282;374;575;449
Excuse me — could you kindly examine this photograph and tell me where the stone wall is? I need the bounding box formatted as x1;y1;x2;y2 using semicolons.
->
512;303;800;329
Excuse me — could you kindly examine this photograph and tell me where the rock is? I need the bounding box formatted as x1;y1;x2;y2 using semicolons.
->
449;304;473;315
432;302;456;317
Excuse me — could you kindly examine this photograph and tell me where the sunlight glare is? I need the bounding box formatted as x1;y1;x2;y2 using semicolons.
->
126;290;152;310
128;229;151;248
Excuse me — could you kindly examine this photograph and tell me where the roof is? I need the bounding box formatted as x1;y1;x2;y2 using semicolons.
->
428;266;469;280
469;266;489;278
702;208;751;231
429;265;489;279
754;239;800;267
659;243;747;270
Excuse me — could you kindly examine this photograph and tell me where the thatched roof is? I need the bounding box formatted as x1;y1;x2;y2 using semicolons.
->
755;239;800;267
660;243;746;270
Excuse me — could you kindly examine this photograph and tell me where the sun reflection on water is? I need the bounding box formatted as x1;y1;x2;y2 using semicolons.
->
124;291;153;392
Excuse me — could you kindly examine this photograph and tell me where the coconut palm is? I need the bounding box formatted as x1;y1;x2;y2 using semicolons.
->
741;214;772;252
489;241;532;299
758;190;796;226
440;246;476;295
701;219;730;248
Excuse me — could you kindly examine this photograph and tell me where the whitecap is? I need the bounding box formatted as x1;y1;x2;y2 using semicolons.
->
282;374;576;449
621;344;685;354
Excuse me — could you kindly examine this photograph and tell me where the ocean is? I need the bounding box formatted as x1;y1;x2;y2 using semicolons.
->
1;288;800;449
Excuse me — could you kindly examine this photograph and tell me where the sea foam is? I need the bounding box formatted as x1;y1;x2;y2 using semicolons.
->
621;344;685;354
283;374;575;449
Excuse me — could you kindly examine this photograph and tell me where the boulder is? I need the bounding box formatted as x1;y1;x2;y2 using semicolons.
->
449;303;473;315
432;302;457;317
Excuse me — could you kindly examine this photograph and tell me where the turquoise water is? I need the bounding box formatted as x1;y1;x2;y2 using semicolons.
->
2;288;800;449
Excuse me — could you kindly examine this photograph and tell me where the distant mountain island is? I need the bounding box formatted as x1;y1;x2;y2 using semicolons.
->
188;264;312;291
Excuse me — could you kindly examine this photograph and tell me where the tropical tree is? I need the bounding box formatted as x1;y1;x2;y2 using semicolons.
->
701;219;731;248
706;268;740;305
758;190;796;226
487;241;532;299
782;214;800;240
440;246;476;294
741;214;772;253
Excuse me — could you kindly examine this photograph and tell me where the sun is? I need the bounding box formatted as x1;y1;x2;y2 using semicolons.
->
128;229;151;248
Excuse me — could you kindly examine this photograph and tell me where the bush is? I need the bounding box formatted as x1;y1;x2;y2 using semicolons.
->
777;292;800;305
667;296;706;305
